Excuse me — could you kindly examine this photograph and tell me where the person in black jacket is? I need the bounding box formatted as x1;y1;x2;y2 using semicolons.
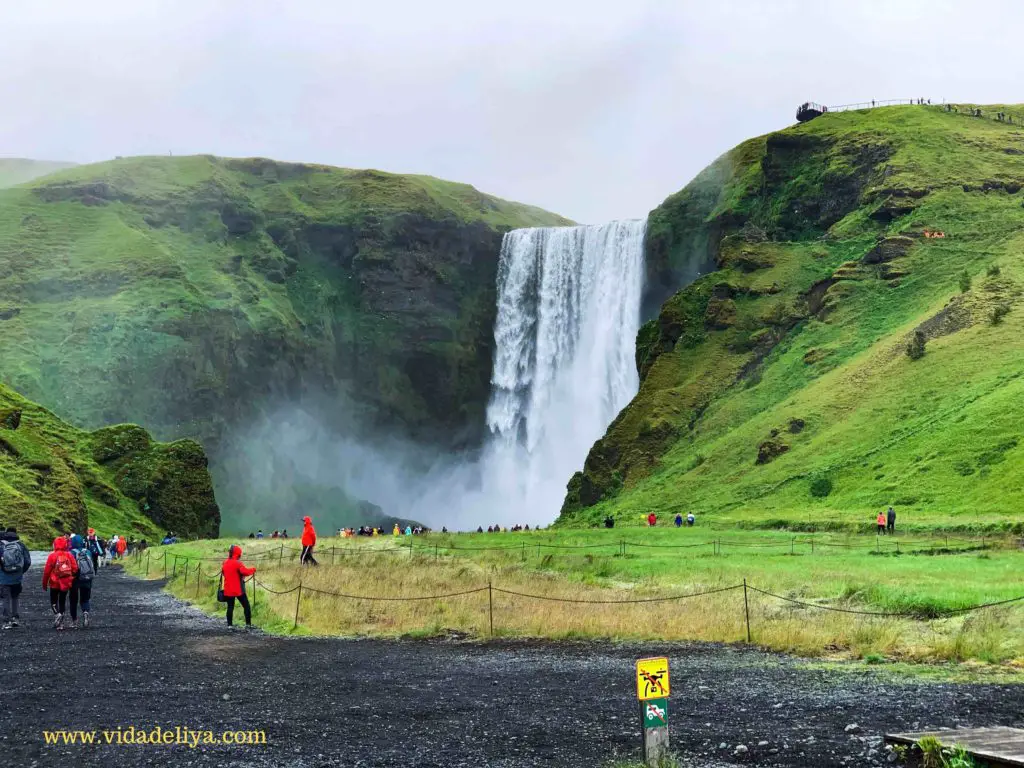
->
0;527;32;629
886;506;896;535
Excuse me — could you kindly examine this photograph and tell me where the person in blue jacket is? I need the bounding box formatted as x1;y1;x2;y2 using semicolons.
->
0;527;31;629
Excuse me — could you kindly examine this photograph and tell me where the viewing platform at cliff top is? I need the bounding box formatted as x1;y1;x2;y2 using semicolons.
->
796;98;925;122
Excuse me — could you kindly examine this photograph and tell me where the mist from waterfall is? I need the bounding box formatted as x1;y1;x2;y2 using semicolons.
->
223;220;646;532
478;220;646;523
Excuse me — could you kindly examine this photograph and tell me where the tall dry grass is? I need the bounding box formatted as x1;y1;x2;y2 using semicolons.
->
138;547;1024;664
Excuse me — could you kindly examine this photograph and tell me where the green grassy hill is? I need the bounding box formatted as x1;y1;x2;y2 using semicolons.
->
561;104;1024;534
0;158;77;188
0;381;218;548
0;155;571;530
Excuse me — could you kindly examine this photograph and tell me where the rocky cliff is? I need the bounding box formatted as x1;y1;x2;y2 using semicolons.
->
0;383;218;548
0;155;570;531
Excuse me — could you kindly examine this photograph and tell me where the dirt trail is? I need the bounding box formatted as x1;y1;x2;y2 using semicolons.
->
1;564;1020;767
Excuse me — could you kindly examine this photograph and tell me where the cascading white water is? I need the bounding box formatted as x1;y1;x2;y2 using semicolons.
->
479;219;646;523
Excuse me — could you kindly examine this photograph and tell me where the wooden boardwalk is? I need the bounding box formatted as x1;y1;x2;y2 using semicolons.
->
886;727;1024;767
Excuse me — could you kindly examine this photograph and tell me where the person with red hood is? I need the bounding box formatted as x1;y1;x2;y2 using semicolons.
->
115;536;127;558
42;537;78;630
300;516;318;566
221;545;256;628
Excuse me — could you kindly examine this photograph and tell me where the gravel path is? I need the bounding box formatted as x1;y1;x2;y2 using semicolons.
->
1;562;1021;767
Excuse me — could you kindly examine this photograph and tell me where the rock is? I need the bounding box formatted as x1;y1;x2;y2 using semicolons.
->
221;693;231;701
704;297;738;330
757;438;790;465
734;744;748;755
758;740;769;747
863;236;915;264
845;723;861;734
0;409;21;430
719;743;728;750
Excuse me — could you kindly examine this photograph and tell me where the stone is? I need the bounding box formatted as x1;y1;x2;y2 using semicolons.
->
757;438;790;465
734;744;748;755
844;724;861;734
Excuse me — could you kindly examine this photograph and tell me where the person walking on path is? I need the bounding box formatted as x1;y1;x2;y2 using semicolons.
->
876;511;887;535
42;537;78;630
674;514;683;528
886;506;896;535
647;512;657;527
221;545;256;628
115;536;127;560
68;534;95;629
86;529;102;571
300;516;319;566
0;526;31;629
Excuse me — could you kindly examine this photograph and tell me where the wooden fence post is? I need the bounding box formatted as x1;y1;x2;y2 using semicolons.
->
196;563;202;597
488;581;494;637
294;582;302;629
743;578;751;643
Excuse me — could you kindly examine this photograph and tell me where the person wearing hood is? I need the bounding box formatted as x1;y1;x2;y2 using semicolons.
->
68;534;95;629
1;527;31;630
300;516;318;566
221;545;256;628
42;537;78;630
86;528;102;571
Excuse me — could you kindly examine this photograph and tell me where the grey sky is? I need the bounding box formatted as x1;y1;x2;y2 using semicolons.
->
2;0;1022;223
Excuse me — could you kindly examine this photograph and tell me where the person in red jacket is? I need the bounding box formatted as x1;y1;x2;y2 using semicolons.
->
42;537;78;630
300;516;318;566
221;545;256;628
115;537;127;558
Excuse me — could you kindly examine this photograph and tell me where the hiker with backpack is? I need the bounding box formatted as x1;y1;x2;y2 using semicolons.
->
86;529;102;571
42;537;78;630
69;534;95;629
220;545;257;628
0;526;31;630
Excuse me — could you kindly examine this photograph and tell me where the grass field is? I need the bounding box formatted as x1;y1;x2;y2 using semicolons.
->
124;527;1024;670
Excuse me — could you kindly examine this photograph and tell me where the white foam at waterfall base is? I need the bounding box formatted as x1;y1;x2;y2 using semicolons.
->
473;219;646;525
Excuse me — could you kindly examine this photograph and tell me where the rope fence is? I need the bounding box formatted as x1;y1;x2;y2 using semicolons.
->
131;548;1024;641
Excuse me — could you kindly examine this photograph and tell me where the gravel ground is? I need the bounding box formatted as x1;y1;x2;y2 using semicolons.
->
1;561;1021;767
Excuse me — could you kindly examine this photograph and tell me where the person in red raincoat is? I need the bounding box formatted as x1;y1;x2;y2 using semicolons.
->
300;516;318;566
221;545;256;628
115;537;127;558
42;537;78;630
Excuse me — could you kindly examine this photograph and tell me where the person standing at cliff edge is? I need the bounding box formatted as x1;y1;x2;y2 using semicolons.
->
300;516;319;566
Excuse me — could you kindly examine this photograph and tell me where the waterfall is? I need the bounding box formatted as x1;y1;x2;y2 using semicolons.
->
479;219;646;523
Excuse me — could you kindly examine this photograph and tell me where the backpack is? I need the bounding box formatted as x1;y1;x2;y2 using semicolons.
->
1;540;24;574
75;550;95;582
55;552;75;579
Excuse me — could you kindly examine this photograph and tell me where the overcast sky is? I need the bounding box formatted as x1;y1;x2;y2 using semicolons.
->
2;1;1022;223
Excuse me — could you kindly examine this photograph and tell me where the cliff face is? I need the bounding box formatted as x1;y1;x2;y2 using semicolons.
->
561;104;1024;532
0;384;218;548
0;156;570;528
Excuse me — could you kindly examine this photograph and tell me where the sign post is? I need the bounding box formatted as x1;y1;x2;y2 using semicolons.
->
636;657;670;766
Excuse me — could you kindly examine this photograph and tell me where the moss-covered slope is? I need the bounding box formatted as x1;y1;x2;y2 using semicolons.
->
0;383;218;548
0;155;570;526
561;104;1024;533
